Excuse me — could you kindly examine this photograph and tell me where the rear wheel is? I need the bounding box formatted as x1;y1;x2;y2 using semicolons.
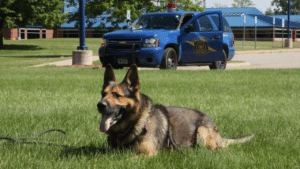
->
209;49;227;70
160;48;178;69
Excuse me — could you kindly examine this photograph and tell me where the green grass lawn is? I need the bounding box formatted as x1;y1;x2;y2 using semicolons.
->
0;38;100;69
0;66;299;168
1;38;300;168
235;40;300;51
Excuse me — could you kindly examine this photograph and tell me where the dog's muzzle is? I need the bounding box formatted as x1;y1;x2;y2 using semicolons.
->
97;101;125;133
97;101;107;112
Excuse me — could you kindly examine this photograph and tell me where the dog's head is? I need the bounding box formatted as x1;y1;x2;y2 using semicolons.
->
97;64;141;133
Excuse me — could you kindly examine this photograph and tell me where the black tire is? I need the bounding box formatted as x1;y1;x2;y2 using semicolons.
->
160;48;178;69
209;49;227;70
100;57;104;64
112;64;123;69
101;56;110;68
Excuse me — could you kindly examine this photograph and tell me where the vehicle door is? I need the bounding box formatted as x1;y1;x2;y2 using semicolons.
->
178;11;224;63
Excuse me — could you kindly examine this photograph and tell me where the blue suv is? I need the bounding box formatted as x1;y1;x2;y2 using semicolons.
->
99;10;235;70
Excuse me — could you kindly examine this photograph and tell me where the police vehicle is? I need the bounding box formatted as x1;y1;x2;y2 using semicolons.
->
99;3;235;69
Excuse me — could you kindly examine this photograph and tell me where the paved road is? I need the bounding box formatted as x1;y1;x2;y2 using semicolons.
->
173;49;300;70
142;51;300;70
229;52;300;69
33;49;300;70
175;52;300;70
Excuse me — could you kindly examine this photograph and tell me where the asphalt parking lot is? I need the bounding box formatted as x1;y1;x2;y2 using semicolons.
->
33;49;300;70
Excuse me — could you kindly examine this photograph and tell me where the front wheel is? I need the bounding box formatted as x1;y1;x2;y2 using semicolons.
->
101;56;110;68
209;50;227;70
160;48;178;70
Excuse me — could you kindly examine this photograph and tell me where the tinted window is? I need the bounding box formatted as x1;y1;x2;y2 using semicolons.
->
188;20;200;32
197;15;215;31
129;14;181;30
223;18;232;32
211;16;232;32
180;14;194;28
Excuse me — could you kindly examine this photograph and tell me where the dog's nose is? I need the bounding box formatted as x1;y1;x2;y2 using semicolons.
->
97;101;107;111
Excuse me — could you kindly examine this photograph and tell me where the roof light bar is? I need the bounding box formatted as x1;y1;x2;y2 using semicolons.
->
167;3;176;12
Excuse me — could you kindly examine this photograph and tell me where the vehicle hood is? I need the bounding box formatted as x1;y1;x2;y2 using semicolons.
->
103;29;175;39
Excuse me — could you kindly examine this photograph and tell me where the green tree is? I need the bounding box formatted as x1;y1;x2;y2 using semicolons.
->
0;0;67;47
66;0;204;29
212;2;228;8
271;0;300;15
265;7;274;15
159;0;205;12
232;0;255;7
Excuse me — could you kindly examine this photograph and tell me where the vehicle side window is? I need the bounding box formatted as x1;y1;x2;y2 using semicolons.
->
223;18;232;32
189;20;200;32
198;14;219;32
211;16;232;32
180;14;194;29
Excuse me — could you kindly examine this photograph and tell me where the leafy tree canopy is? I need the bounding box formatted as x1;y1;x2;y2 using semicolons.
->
212;2;228;8
232;0;255;7
271;0;300;15
66;0;204;29
0;0;67;47
265;7;274;15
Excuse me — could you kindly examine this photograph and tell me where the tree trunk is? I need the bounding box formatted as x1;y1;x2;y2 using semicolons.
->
0;31;3;48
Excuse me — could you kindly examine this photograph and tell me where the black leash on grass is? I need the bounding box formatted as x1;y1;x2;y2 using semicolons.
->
1;128;185;156
0;129;106;156
0;129;67;145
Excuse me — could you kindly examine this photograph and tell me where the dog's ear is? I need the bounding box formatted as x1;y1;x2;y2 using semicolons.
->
122;64;140;92
103;64;116;89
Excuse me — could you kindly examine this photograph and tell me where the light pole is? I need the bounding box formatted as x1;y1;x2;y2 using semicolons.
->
286;0;293;48
77;0;88;50
72;0;93;65
287;0;291;40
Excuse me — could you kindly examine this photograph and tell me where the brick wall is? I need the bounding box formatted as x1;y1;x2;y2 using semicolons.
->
46;29;54;39
2;28;54;40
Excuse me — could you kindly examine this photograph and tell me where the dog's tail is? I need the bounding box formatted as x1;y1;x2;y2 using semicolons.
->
222;133;255;147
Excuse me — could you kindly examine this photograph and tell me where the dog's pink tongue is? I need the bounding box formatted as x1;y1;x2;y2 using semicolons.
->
100;115;113;133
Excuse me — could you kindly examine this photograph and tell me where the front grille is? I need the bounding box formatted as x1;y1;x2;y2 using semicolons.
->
107;38;142;43
107;44;141;50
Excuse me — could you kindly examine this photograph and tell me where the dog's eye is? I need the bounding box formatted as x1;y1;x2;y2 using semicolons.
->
101;92;107;97
112;92;122;98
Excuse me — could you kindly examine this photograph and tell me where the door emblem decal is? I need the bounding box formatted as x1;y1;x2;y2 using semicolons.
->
186;37;216;56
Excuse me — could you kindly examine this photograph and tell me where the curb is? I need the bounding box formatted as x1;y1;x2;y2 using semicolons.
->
31;56;99;67
137;62;251;70
227;62;251;67
235;48;300;55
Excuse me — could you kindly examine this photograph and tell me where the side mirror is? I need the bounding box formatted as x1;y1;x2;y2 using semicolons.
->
122;25;128;29
184;24;194;33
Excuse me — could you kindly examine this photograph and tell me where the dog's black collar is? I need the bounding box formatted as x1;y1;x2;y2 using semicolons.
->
113;118;150;146
115;124;134;144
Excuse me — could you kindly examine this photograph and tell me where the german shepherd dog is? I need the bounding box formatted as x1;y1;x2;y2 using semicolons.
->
97;64;255;156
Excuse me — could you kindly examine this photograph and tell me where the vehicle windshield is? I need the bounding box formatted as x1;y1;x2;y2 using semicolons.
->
129;14;181;30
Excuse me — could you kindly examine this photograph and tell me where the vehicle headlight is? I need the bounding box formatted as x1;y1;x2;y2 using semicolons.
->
143;38;159;48
101;38;106;48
